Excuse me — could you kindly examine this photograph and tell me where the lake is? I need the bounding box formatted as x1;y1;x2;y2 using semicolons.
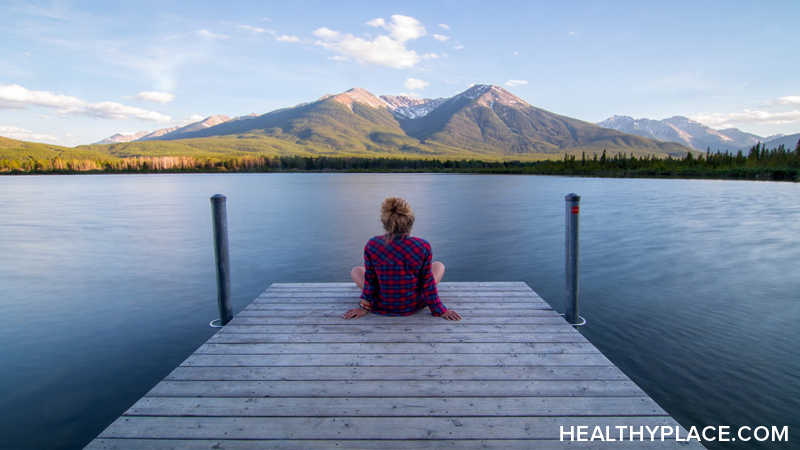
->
0;173;797;449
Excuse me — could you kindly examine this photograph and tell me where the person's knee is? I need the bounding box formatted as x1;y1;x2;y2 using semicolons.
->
351;266;365;281
433;261;445;272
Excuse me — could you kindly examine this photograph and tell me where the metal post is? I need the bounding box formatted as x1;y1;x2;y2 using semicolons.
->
211;194;233;327
565;193;581;327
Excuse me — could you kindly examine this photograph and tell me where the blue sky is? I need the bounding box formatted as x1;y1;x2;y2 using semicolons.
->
1;0;799;146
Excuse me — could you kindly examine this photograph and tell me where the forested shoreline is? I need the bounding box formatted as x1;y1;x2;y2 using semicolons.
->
2;142;799;181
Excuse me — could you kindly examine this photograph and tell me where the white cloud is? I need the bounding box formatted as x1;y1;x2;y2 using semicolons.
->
404;78;430;90
313;27;341;40
383;15;426;42
77;101;172;122
432;34;450;42
512;51;519;56
453;45;464;50
0;84;172;123
421;53;441;59
182;114;205;124
135;91;175;104
0;125;59;142
328;55;350;62
237;25;272;35
691;110;800;127
365;18;386;28
197;29;228;40
0;84;85;110
505;79;528;87
438;24;450;30
275;35;299;42
312;15;430;69
769;96;800;108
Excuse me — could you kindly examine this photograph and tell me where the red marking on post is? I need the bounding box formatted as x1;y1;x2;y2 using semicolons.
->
571;206;579;214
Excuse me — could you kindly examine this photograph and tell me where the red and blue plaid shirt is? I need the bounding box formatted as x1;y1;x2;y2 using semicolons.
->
360;235;447;316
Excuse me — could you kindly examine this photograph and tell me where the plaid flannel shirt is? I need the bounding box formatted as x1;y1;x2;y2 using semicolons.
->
360;235;447;316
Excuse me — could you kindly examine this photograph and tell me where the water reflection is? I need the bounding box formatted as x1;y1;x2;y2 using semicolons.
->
0;174;797;450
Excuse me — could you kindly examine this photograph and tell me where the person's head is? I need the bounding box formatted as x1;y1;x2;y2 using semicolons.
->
380;197;415;240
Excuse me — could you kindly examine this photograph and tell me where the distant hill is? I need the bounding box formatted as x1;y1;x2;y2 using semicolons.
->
597;115;764;152
756;133;800;151
1;136;115;161
94;131;149;145
86;85;690;160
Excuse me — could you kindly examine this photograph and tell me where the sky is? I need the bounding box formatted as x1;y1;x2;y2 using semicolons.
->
1;0;799;146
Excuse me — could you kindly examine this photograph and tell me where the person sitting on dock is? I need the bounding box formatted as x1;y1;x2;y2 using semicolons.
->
343;197;461;321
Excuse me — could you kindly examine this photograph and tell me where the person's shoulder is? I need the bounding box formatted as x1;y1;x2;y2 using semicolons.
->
406;236;432;250
365;235;385;249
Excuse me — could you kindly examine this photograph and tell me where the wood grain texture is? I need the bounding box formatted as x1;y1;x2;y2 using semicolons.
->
86;282;703;449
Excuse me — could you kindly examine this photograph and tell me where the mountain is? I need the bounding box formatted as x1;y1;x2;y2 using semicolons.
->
94;116;238;145
139;126;179;140
764;133;785;142
139;115;231;141
597;115;763;151
391;85;689;156
381;95;448;119
758;133;800;151
93;131;149;145
92;86;693;159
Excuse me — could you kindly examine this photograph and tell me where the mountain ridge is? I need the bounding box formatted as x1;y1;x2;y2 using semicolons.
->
597;115;765;151
87;85;694;159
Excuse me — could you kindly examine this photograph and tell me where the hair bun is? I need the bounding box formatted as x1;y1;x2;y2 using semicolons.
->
380;197;415;239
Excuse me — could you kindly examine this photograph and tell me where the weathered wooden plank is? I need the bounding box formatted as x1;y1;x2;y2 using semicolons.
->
245;297;553;311
207;332;589;344
163;365;632;382
237;309;562;318
97;416;689;440
86;282;700;450
258;291;546;299
269;281;530;288
86;438;706;450
222;321;576;331
146;379;644;398
249;299;550;308
125;396;667;417
260;290;538;298
181;352;613;368
194;342;600;355
222;311;574;326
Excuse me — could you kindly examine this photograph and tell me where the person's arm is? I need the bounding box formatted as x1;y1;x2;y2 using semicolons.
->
361;248;378;306
420;245;460;320
343;246;376;319
419;248;447;316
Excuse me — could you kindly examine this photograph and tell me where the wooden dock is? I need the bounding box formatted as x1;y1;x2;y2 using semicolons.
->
86;282;703;449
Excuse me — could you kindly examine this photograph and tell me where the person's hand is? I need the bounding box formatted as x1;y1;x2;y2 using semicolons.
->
441;310;461;321
342;307;368;319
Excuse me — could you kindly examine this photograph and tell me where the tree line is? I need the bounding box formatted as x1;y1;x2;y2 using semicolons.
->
2;140;799;181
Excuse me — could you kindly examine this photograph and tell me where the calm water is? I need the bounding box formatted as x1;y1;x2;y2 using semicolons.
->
0;174;797;449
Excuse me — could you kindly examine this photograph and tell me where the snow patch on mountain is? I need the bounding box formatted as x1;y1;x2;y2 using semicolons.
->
380;95;447;119
597;115;764;151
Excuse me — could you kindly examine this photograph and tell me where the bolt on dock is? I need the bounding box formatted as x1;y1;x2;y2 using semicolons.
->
86;282;703;449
